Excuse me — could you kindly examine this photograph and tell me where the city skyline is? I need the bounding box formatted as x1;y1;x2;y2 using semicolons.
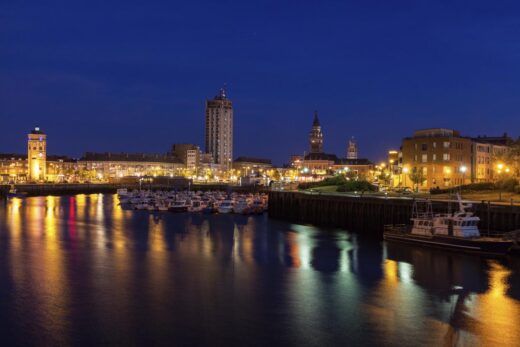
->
2;1;520;164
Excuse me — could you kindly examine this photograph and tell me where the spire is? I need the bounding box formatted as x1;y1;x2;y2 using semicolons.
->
312;110;320;127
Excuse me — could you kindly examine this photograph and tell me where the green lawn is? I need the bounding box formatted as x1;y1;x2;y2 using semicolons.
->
308;185;340;192
304;186;520;204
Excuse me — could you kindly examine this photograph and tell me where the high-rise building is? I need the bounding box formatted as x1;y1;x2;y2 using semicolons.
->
27;127;47;181
309;111;323;153
205;87;233;170
347;137;358;159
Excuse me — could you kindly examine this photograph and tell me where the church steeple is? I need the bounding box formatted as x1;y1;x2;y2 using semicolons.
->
309;111;324;153
312;110;320;127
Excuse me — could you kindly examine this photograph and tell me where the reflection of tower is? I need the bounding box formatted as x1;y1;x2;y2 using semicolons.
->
309;111;323;153
347;137;358;159
205;86;233;170
28;127;47;181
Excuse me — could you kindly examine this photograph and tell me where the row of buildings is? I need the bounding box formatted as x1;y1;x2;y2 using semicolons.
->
287;112;516;191
388;128;514;190
0;87;279;184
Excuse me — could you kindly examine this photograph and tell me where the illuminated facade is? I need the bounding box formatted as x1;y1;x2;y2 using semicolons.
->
205;87;233;170
0;154;28;183
27;127;47;182
401;129;514;189
171;144;200;170
401;128;472;189
347;137;358;159
472;135;511;183
79;152;183;181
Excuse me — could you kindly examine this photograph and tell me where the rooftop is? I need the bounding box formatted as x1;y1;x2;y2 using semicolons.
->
234;156;272;165
81;152;181;163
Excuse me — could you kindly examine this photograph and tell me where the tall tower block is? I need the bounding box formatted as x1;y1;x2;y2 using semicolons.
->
347;137;358;159
28;127;47;181
205;87;233;170
309;111;324;153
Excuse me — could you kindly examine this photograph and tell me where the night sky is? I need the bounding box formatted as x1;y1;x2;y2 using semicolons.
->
1;1;520;164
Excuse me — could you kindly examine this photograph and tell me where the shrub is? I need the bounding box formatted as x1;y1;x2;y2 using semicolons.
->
336;180;377;192
497;178;519;192
298;175;347;190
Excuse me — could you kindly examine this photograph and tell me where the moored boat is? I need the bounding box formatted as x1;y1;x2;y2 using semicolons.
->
384;195;514;256
7;189;28;198
218;200;234;214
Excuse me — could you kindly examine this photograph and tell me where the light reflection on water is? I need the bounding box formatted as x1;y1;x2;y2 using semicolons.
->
0;194;519;346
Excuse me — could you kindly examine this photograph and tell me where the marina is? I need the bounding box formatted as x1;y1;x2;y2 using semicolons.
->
117;189;268;215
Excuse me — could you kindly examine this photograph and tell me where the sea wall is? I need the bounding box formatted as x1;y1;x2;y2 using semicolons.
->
0;183;267;197
268;191;520;234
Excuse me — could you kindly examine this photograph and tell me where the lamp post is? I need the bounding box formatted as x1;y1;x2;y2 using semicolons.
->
459;165;467;197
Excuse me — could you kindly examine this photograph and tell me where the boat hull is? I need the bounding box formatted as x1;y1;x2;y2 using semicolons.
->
168;206;188;213
384;232;513;256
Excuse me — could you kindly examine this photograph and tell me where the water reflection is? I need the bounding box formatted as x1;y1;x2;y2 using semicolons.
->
0;195;518;346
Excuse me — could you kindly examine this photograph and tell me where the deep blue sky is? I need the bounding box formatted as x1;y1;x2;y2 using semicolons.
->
1;1;520;164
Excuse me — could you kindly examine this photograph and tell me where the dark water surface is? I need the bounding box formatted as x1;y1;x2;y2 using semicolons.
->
0;195;519;346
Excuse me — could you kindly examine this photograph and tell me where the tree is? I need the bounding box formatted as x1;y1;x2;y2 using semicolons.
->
408;167;426;192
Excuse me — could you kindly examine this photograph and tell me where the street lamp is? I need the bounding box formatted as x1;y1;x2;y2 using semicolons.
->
459;165;467;196
459;165;467;184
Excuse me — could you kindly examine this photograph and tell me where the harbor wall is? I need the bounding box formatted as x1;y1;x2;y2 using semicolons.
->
0;183;267;197
268;191;520;235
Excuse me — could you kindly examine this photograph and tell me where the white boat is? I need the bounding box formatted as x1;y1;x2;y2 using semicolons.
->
218;200;234;214
189;200;206;213
169;200;189;212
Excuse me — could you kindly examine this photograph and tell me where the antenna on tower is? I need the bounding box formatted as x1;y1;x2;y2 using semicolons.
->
219;83;227;99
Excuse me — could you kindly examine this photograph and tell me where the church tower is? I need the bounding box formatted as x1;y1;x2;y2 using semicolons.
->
309;111;323;153
28;127;47;181
347;137;358;159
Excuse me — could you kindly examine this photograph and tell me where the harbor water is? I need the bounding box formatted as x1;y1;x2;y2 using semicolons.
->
0;194;519;346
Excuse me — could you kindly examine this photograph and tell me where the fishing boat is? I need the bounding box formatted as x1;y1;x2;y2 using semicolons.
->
384;195;514;256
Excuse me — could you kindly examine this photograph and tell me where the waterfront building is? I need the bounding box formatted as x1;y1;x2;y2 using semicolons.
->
387;150;401;187
299;113;373;176
302;152;373;176
471;135;512;183
171;144;200;170
46;156;77;182
347;137;358;159
309;111;324;153
401;129;514;190
27;127;47;182
0;154;27;183
401;128;473;189
233;156;273;175
289;155;303;169
79;152;183;181
205;87;233;170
